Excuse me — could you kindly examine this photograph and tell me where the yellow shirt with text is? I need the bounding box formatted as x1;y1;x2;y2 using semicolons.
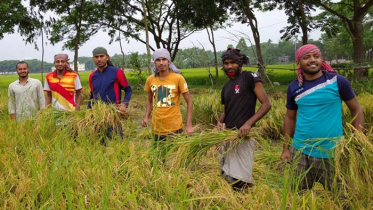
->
144;72;189;135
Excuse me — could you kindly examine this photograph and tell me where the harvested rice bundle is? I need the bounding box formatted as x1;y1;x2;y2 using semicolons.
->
65;102;126;139
162;128;260;168
334;124;373;204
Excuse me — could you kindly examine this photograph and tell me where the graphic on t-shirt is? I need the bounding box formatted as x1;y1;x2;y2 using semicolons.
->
150;84;176;107
235;84;240;94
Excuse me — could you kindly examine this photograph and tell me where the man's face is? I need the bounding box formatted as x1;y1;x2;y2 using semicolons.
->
155;57;169;72
93;54;108;68
54;59;67;72
297;52;322;75
16;63;29;79
223;59;240;78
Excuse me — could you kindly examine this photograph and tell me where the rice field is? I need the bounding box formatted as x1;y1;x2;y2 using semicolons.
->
0;69;372;209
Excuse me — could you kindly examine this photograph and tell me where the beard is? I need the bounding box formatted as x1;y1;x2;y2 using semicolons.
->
224;67;242;78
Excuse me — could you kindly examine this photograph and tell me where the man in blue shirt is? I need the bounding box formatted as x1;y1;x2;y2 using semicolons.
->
88;47;132;142
281;44;364;192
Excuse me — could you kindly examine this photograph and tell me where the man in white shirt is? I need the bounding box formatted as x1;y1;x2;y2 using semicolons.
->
8;61;45;121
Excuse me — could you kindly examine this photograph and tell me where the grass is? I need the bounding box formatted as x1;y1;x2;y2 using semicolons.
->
0;68;372;208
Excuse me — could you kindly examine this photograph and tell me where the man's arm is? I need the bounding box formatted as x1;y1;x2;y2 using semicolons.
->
37;81;46;109
45;91;52;107
217;112;226;130
345;97;364;131
281;109;297;162
8;86;16;121
75;89;82;111
238;82;271;137
119;85;132;113
141;91;153;127
182;91;193;134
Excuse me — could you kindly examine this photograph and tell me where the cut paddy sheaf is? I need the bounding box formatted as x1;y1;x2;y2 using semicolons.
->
0;75;373;208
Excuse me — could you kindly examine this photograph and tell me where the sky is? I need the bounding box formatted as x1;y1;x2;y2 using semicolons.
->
0;9;321;63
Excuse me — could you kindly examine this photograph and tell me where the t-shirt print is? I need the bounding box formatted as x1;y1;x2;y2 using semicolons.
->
150;84;176;107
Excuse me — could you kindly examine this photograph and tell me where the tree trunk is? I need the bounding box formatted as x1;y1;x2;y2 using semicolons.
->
118;32;126;70
74;26;80;72
298;0;308;45
242;4;268;82
41;27;44;86
141;0;152;75
206;26;219;85
351;22;366;81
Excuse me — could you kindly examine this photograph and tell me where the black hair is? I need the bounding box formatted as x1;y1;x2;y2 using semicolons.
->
221;48;250;66
16;61;29;69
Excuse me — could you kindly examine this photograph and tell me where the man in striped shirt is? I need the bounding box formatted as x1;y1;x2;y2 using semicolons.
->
44;54;82;111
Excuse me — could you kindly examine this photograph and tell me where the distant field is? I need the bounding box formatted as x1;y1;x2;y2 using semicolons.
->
0;65;297;89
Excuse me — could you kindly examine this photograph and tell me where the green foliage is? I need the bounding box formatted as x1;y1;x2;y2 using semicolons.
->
128;52;147;87
0;59;54;73
0;0;42;42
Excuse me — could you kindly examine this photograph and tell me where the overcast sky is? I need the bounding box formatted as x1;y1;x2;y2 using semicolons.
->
0;9;321;63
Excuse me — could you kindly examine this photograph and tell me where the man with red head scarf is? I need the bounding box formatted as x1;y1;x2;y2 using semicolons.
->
218;48;271;191
281;44;364;192
44;54;82;112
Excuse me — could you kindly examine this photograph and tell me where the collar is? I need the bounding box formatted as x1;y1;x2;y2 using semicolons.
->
52;69;67;78
18;77;30;84
97;65;109;73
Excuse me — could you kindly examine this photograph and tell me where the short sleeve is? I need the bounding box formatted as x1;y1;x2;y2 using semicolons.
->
178;75;188;93
43;78;51;91
286;85;297;110
221;87;225;105
246;71;261;90
74;75;83;90
8;84;16;114
337;75;355;101
144;76;153;92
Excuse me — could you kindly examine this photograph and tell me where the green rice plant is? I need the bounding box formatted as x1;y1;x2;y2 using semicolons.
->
342;92;373;129
256;97;286;141
334;124;373;208
191;89;223;127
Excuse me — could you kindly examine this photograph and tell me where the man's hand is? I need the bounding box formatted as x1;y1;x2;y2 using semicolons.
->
238;123;251;137
280;148;291;162
185;125;193;134
118;103;127;113
141;118;149;127
217;121;226;131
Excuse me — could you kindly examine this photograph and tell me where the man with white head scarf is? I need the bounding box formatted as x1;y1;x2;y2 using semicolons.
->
142;48;193;143
44;53;82;111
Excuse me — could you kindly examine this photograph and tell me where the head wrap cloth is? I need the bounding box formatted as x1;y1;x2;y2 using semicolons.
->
92;47;113;66
54;53;74;72
295;44;334;87
153;48;180;76
221;48;250;66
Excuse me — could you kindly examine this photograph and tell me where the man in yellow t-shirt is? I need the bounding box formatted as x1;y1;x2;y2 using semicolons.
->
142;48;193;140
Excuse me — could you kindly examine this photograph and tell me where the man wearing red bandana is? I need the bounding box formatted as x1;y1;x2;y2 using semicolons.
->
218;48;271;191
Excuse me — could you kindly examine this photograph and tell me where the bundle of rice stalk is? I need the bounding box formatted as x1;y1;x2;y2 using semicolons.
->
334;124;373;204
66;102;125;139
163;127;260;168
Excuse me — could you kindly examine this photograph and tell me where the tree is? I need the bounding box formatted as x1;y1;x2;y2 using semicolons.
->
0;0;37;39
262;0;317;45
29;0;105;72
103;0;198;61
317;0;373;80
175;0;231;85
229;0;268;82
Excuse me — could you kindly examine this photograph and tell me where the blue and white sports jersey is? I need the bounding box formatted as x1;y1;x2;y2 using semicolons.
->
286;73;355;158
